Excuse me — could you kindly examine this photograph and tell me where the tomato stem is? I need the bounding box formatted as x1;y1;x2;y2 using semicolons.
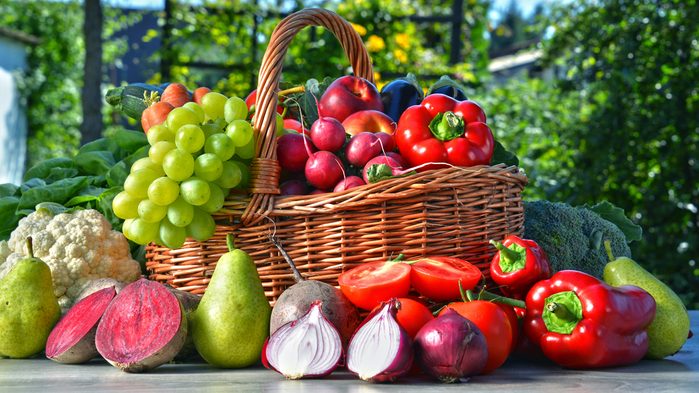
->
388;254;405;263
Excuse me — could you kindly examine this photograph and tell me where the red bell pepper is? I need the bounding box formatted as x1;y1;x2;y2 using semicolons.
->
395;93;494;171
489;235;551;300
524;270;656;369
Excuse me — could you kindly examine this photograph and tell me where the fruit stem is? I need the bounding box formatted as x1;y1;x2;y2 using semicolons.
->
26;237;34;258
270;235;305;283
387;254;405;263
226;234;236;252
604;240;615;262
278;85;305;97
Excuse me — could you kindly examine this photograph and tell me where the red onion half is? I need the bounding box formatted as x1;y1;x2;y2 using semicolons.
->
264;300;342;379
414;308;488;383
347;298;413;382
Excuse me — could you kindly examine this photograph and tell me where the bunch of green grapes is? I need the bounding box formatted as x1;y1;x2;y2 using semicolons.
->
113;92;255;248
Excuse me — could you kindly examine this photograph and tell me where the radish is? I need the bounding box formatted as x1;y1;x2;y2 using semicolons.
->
305;151;345;191
277;133;316;172
280;179;309;196
334;176;366;192
310;117;347;152
45;287;117;364
363;155;404;184
384;152;408;167
375;132;396;152
95;278;187;373
345;132;383;167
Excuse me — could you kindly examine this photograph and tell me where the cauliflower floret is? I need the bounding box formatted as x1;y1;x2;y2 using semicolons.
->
0;208;142;311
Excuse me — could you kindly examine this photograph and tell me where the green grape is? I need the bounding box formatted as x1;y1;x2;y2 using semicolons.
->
128;218;160;245
138;199;168;223
200;182;225;213
180;177;211;206
124;168;160;199
194;153;223;182
149;141;176;164
230;160;250;189
148;177;179;206
112;190;140;219
224;96;248;122
167;107;200;132
159;218;187;249
187;208;216;242
147;124;175;145
235;136;256;160
175;124;205;153
204;133;235;161
163;148;194;181
201;122;222;139
130;157;165;176
216;161;242;189
167;197;194;227
225;120;254;147
121;218;135;239
201;92;228;120
183;102;205;124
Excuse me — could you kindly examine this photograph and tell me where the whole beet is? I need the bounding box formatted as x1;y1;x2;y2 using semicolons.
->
269;237;360;345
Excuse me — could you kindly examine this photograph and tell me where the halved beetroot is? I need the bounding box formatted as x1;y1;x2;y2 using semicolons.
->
95;278;187;373
45;286;117;364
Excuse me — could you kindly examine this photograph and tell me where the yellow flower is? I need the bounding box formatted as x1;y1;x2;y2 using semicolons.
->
395;33;410;49
374;71;382;83
351;23;367;37
393;49;408;63
365;35;385;52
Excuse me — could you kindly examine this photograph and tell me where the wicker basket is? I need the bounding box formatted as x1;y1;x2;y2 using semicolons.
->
145;8;528;302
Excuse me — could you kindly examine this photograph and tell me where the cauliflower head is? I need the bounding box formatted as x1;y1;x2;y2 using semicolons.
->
0;208;141;310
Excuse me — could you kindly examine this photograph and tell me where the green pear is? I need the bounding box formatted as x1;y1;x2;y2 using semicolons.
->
0;238;61;358
602;241;690;359
190;235;271;368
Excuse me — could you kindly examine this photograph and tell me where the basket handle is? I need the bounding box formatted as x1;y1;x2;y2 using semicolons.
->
241;8;375;225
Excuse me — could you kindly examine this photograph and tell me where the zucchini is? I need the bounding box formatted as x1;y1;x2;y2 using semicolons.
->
105;83;163;120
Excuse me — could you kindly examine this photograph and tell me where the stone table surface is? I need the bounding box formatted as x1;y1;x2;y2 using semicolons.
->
1;311;697;393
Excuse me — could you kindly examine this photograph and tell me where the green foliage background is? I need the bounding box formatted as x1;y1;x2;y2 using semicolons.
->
2;0;697;307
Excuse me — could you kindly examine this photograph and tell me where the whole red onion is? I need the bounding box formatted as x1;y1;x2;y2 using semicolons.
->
414;308;488;383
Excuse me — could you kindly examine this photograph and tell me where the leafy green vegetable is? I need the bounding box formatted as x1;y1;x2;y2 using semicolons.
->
0;184;19;198
0;129;149;240
24;157;75;181
284;77;333;128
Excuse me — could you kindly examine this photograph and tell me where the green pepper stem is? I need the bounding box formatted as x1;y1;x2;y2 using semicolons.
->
428;111;465;141
26;237;34;258
604;240;615;262
490;240;521;262
546;301;575;321
388;254;405;263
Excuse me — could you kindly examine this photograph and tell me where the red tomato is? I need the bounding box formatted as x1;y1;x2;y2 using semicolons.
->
497;303;520;354
440;301;513;374
410;257;482;302
395;297;435;339
338;261;411;310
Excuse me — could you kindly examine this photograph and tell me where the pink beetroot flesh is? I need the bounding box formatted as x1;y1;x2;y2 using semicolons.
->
45;286;117;364
95;278;185;372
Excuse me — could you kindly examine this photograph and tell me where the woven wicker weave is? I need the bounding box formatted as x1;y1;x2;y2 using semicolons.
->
145;8;527;302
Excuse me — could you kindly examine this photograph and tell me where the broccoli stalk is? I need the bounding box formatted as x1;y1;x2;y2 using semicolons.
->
523;200;633;279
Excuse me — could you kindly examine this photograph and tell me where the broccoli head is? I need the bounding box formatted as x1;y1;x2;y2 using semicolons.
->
523;200;631;278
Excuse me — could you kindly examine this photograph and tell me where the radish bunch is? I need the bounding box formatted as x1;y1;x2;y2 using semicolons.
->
277;116;405;195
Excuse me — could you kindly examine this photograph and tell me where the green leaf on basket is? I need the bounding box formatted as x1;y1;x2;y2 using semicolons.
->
284;77;334;128
490;140;519;167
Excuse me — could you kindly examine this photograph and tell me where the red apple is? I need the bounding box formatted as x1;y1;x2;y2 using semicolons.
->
342;110;396;136
318;76;383;122
283;118;307;134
